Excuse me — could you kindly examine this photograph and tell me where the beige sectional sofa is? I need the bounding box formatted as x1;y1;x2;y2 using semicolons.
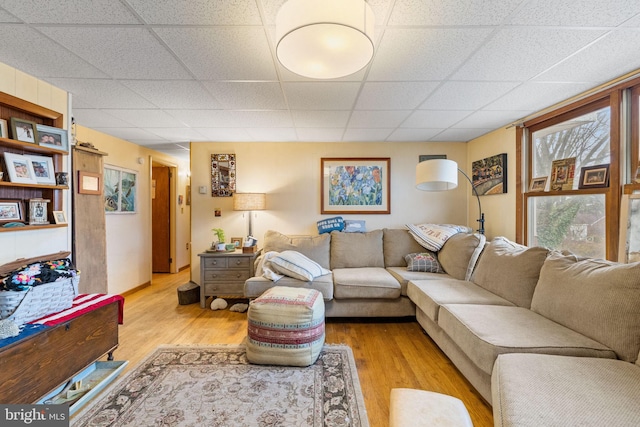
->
246;229;640;426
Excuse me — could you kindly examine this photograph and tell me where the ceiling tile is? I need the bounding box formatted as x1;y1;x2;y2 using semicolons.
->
534;29;640;83
122;80;221;109
165;110;241;127
94;127;162;141
228;111;293;127
155;27;277;80
452;110;528;129
387;128;444;141
0;25;106;78
106;109;185;128
48;78;156;108
347;110;411;128
204;82;286;109
296;128;346;142
127;0;262;25
403;110;473;128
508;0;640;27
485;82;594;112
246;127;298;141
429;128;492;142
72;109;136;128
389;0;524;25
342;128;394;141
420;81;520;110
38;27;191;80
1;0;140;24
355;82;439;110
0;9;21;23
195;128;253;141
452;28;606;81
292;110;351;128
368;28;493;81
283;82;361;110
143;128;207;141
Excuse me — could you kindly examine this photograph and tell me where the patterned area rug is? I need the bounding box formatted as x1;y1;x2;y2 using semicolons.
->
72;344;369;427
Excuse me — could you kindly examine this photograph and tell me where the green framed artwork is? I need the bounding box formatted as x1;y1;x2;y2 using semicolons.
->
104;165;137;213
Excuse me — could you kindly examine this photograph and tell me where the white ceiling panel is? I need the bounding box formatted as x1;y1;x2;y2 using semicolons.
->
47;78;156;109
485;82;595;112
165;110;241;128
356;82;439;110
283;82;362;110
94;127;162;141
389;0;524;26
508;0;640;27
387;128;444;142
403;110;473;128
122;80;221;109
430;128;493;142
194;128;253;141
204;82;286;110
246;127;298;141
228;111;293;128
347;110;411;128
0;9;21;23
1;0;140;24
342;128;394;141
368;28;493;81
106;109;185;128
452;110;528;130
295;128;346;142
71;109;136;128
126;0;263;25
155;27;277;80
143;128;207;141
38;27;192;80
291;111;351;128
419;81;521;110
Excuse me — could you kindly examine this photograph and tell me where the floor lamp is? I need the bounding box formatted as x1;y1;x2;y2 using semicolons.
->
415;159;485;235
233;193;266;238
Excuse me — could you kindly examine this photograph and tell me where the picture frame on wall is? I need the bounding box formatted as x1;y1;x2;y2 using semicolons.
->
104;165;137;213
549;157;576;191
36;124;69;152
28;155;56;185
9;117;38;143
3;152;37;184
578;164;610;189
529;176;548;192
321;157;390;214
78;171;102;195
0;199;25;224
471;153;507;195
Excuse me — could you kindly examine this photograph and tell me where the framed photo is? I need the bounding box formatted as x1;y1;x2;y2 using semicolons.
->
529;176;548;192
3;152;37;184
9;117;38;143
549;157;576;191
28;155;56;185
78;171;102;195
471;153;507;195
104;165;137;213
0;119;8;138
578;164;610;189
231;237;243;248
52;210;67;224
0;199;25;224
321;157;390;214
36;124;69;152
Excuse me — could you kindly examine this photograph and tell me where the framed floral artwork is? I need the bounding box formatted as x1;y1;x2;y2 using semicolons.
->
321;157;390;214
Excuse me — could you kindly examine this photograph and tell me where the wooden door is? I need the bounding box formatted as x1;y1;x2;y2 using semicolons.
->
152;166;171;272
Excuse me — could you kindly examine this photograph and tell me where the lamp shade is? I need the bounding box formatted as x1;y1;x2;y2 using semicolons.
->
233;193;266;211
416;159;459;191
276;0;375;79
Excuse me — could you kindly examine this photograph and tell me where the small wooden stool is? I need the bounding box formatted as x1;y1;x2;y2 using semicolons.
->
177;282;200;305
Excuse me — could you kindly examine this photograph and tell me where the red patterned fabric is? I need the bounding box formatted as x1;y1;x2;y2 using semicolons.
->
29;293;124;326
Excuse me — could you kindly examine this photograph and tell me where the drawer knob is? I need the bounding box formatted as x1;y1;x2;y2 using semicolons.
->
235;260;241;265
236;273;241;278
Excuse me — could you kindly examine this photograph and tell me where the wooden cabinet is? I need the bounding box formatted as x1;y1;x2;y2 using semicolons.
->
198;250;257;307
0;92;68;231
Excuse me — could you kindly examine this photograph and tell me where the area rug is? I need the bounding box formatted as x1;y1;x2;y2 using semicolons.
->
71;344;369;427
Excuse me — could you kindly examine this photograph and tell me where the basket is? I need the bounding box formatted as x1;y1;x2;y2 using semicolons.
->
0;275;80;325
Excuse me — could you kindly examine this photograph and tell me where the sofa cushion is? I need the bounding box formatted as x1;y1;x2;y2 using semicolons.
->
333;267;401;299
437;233;486;281
439;304;616;376
492;354;640;427
531;252;640;363
269;250;331;282
263;230;331;269
383;228;426;267
386;267;454;296
471;237;549;308
244;274;334;300
405;252;444;273
407;279;514;322
330;230;384;269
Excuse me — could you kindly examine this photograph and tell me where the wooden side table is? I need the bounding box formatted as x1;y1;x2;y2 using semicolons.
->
198;250;258;308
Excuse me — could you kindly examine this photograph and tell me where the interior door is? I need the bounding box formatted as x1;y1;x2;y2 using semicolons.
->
152;166;171;272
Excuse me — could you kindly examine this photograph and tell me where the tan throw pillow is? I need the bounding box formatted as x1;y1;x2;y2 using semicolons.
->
531;252;640;363
471;237;549;308
437;233;485;281
262;230;331;269
330;230;384;269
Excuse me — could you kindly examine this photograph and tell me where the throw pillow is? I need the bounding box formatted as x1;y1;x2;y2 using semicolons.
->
263;230;331;269
405;252;444;273
270;250;331;282
405;223;472;252
344;220;366;233
317;217;344;234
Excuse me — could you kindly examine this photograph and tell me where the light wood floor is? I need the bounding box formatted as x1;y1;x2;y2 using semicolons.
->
111;270;493;427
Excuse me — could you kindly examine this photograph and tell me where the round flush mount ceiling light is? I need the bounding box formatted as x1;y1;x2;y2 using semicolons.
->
276;0;375;80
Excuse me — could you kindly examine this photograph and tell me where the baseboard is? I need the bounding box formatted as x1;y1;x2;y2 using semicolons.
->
179;264;190;272
120;281;151;297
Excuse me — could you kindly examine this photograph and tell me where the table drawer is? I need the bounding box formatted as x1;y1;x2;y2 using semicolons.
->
203;257;227;268
203;269;251;282
203;282;244;295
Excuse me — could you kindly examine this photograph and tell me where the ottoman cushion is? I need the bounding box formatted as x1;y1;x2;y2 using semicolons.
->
247;286;325;367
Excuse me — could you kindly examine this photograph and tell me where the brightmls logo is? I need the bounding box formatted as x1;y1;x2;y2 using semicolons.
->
1;405;68;426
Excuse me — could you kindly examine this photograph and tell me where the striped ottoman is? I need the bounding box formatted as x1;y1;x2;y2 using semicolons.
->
246;286;325;367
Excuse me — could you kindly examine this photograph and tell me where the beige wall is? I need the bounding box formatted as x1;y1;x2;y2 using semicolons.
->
190;141;470;284
75;126;191;295
0;63;70;265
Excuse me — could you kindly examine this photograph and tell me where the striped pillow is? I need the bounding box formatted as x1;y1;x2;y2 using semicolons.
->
406;223;471;252
270;251;330;281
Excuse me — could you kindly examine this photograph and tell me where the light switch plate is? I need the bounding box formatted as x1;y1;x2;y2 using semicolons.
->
199;186;207;194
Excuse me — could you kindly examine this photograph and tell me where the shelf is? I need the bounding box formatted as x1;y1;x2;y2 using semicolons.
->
0;223;67;233
0;137;67;156
0;181;68;190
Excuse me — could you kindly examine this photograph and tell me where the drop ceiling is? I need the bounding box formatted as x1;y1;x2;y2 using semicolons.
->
1;0;639;161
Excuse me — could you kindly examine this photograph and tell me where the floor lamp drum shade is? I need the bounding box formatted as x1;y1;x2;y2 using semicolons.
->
416;159;459;191
276;0;375;79
233;193;266;212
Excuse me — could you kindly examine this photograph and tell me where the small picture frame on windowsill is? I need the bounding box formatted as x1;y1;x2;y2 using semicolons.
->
529;176;548;192
578;164;610;189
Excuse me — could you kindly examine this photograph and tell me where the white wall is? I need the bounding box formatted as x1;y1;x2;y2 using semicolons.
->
190;141;470;284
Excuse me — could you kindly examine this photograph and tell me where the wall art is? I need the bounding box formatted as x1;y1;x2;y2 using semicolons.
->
472;153;507;195
211;154;235;197
104;165;137;213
